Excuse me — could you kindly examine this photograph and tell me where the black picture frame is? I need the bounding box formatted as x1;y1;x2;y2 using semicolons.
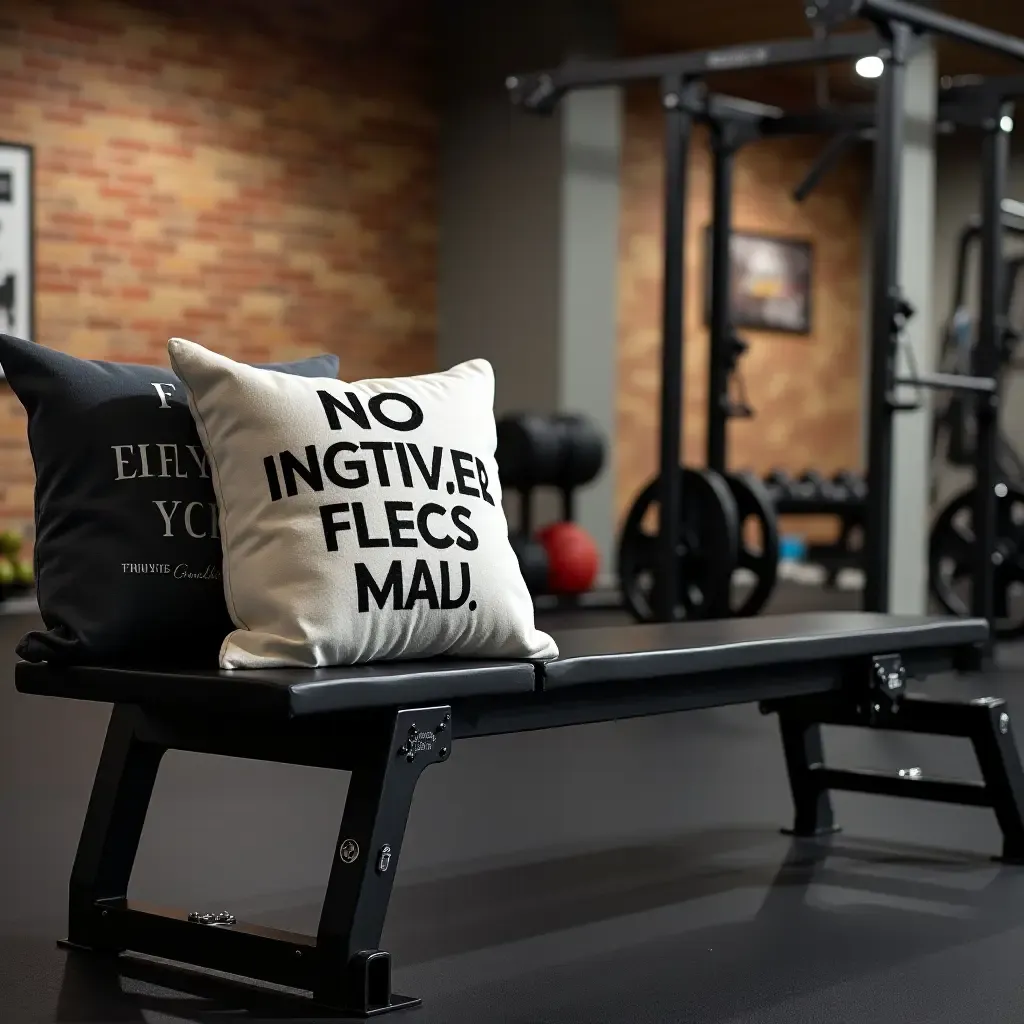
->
704;228;813;335
0;141;36;369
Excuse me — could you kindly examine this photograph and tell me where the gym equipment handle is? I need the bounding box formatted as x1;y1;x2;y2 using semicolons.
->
792;128;871;203
894;372;997;394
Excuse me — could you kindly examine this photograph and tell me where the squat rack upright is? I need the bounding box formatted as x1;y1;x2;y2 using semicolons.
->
508;32;884;622
508;1;1024;627
806;0;1024;634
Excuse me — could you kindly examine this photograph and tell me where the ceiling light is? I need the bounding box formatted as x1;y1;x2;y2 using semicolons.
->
855;55;884;79
1001;115;1014;133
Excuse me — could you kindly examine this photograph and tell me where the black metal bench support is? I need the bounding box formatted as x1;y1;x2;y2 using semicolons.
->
764;655;1024;863
61;701;453;1017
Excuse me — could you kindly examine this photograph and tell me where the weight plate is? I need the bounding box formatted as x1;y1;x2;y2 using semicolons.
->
929;484;1024;639
724;471;779;617
618;468;740;623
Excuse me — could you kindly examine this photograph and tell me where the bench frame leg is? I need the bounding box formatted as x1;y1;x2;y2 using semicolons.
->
766;689;1024;863
67;704;165;952
61;701;453;1017
778;718;840;837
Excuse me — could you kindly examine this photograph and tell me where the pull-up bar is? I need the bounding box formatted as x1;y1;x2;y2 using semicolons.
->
507;33;883;113
806;0;1024;64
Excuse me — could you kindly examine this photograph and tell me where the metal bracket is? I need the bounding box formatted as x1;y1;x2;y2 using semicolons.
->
506;73;560;115
712;117;763;153
187;911;236;926
397;709;452;766
861;653;906;726
805;0;864;33
661;78;705;115
760;652;906;725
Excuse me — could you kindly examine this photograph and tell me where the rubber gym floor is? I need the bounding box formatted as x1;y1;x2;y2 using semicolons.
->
6;586;1024;1024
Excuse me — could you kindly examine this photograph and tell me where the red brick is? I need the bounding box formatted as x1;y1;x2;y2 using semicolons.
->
109;138;150;152
123;204;162;218
123;57;163;73
51;212;95;227
69;98;108;113
73;231;112;245
22;54;61;72
182;309;228;322
98;185;142;201
32;22;103;46
152;144;193;158
117;172;154;186
44;110;84;125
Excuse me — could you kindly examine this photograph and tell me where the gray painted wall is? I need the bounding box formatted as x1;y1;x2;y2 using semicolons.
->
555;88;621;569
438;0;621;568
888;44;937;613
438;0;564;415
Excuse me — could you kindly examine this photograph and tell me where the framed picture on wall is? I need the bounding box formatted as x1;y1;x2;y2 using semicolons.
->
704;229;813;335
0;142;35;368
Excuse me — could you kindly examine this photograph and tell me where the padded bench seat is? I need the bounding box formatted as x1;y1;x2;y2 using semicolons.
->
541;612;988;688
15;657;537;717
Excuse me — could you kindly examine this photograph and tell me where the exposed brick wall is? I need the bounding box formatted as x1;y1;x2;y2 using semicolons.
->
618;90;867;543
0;0;437;543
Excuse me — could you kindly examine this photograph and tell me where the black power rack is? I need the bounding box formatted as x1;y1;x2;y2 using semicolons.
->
508;1;1024;642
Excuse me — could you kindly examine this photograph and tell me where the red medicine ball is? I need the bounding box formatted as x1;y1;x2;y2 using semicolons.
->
536;522;600;594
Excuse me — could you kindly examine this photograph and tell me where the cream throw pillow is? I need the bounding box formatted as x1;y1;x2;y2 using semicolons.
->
168;338;558;668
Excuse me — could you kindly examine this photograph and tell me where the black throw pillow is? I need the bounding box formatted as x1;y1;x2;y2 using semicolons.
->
0;334;340;667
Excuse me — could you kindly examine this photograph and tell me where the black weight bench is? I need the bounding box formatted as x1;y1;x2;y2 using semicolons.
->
15;611;1024;1017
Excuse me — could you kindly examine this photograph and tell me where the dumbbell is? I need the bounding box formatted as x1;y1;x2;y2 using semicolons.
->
830;470;853;501
496;412;606;492
833;469;867;502
790;470;826;502
818;473;844;502
550;414;606;490
496;414;563;491
763;469;794;502
509;533;549;596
